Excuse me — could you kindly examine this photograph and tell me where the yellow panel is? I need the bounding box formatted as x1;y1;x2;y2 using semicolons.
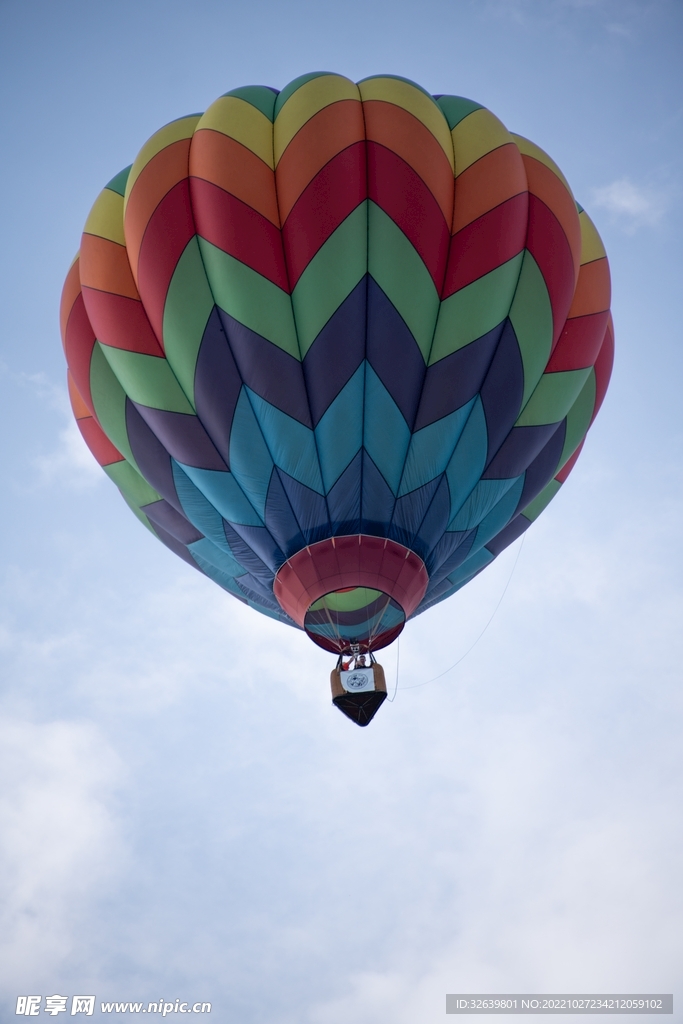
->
451;108;512;176
511;133;573;196
83;188;125;245
197;96;274;169
274;75;359;167
124;115;201;211
358;77;454;173
578;210;607;265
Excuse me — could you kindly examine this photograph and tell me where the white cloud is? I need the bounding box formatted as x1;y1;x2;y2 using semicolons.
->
591;178;667;230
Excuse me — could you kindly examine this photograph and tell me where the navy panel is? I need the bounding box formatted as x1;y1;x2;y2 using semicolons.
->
125;399;183;513
303;276;367;427
141;499;203;545
326;449;362;534
223;520;282;579
234;572;282;607
150;521;202;569
366;276;426;428
218;308;312;428
263;468;306;558
134;404;226;471
414;475;452;557
514;421;566;511
425;528;476;583
415;322;505;430
483;422;561;480
277;469;330;547
360;450;396;537
485;513;531;557
480;319;524;464
194;306;243;465
390;475;443;553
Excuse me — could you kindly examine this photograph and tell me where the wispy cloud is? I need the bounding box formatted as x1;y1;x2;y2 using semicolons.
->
591;178;668;230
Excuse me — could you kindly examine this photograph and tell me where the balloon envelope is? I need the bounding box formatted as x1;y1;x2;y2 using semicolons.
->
61;73;614;654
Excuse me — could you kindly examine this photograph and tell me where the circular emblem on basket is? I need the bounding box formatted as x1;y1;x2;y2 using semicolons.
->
344;670;374;692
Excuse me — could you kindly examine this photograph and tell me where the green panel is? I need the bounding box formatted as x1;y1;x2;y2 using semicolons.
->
521;479;561;523
558;371;596;467
105;459;159;509
368;202;439;362
516;368;592;427
89;342;137;469
509;251;554;407
118;491;157;534
163;237;214;405
274;72;334;116
100;344;195;414
310;587;383;612
292;202;367;357
429;253;524;365
436;96;483;130
224;85;277;121
198;238;300;359
106;166;132;197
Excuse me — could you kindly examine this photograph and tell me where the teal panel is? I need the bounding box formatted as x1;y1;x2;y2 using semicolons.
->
399;399;475;496
106;166;132;197
368;202;439;362
444;397;488;518
471;476;525;549
446;546;494;588
228;389;275;519
436;96;484;130
176;463;263;527
163;237;214;405
449;476;520;532
224;85;278;121
363;364;411;496
172;462;245;555
246;388;324;494
188;536;246;579
314;364;365;492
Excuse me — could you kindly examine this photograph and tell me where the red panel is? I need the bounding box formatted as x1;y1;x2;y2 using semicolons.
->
525;195;576;352
367;141;450;290
282;143;367;287
136;179;196;345
546;310;610;373
591;315;614;424
190;177;289;291
77;415;124;467
555;440;583;483
442;193;528;299
81;287;162;356
63;292;97;414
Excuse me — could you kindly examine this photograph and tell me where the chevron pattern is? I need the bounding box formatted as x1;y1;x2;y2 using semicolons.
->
61;73;614;643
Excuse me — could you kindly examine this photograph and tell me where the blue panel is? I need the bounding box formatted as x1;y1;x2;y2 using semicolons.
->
314;363;365;493
326;449;362;534
424;529;475;584
223;521;283;578
471;476;525;550
263;468;307;558
188;537;246;580
448;476;520;532
277;469;330;545
363;363;411;496
445;397;488;518
360;450;396;536
172;462;246;560
177;463;264;526
399;398;475;496
447;547;495;589
391;475;443;554
245;388;324;495
229;389;276;518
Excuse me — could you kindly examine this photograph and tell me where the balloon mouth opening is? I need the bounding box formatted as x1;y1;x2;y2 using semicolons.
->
273;535;429;652
304;587;406;655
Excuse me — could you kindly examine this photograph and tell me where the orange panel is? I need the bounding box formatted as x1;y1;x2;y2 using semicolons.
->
79;233;139;299
60;259;82;343
276;99;365;222
567;257;611;318
190;129;280;226
362;100;454;224
452;143;527;234
67;371;90;419
522;155;582;278
124;138;191;281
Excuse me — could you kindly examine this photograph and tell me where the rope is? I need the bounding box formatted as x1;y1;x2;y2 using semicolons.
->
395;534;526;694
386;635;400;702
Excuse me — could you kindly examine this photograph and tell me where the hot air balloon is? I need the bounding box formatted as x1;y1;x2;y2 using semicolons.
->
61;73;613;725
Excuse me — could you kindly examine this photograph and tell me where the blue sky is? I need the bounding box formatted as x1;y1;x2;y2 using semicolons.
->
0;0;682;1019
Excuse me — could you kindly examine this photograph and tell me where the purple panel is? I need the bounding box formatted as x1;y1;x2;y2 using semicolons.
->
150;521;202;570
483;422;560;480
125;399;183;513
366;277;426;428
194;306;243;466
302;277;367;426
133;405;227;471
277;469;330;546
141;498;204;545
326;449;362;534
218;309;312;427
485;513;531;558
223;520;282;578
480;320;524;463
425;528;476;581
513;421;566;511
414;322;505;430
360;450;396;537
